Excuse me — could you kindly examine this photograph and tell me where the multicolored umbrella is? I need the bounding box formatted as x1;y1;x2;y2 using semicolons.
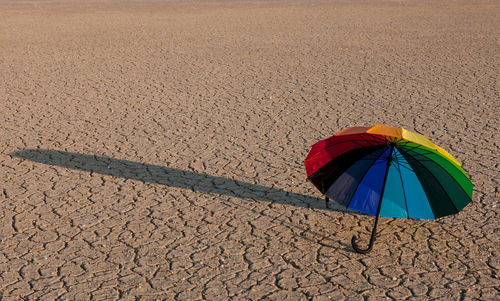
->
304;125;473;253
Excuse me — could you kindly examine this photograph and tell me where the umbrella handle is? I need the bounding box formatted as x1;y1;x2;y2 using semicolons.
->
351;213;380;254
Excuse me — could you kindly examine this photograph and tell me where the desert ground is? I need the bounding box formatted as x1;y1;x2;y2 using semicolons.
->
0;0;498;299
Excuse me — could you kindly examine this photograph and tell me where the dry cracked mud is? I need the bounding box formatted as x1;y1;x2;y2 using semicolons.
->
0;0;499;300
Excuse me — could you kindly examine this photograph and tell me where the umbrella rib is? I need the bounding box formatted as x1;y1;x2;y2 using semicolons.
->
399;146;473;201
393;147;410;218
390;155;414;173
344;147;388;211
307;136;387;168
403;144;470;179
396;140;452;165
399;147;437;161
309;145;387;194
402;143;453;161
397;147;460;214
400;146;469;182
308;134;389;167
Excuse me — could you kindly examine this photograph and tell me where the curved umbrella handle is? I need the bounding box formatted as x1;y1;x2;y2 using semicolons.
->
351;213;380;254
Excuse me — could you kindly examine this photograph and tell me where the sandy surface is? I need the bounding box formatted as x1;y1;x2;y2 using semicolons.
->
0;0;499;299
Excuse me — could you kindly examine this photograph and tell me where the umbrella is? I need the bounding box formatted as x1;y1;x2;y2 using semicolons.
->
304;125;473;253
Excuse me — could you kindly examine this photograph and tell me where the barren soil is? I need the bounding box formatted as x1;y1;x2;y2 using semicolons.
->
0;0;498;299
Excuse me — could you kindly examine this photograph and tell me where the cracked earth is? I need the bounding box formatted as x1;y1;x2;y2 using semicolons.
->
0;0;498;300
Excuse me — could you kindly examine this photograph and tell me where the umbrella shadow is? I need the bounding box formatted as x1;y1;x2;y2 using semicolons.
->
11;149;351;213
11;149;354;248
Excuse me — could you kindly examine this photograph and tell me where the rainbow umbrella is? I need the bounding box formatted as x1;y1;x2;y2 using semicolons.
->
304;125;473;253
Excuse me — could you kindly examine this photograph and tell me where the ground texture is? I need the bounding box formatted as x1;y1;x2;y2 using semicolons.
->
0;0;499;300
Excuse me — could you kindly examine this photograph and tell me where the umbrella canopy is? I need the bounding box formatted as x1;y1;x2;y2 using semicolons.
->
304;125;473;253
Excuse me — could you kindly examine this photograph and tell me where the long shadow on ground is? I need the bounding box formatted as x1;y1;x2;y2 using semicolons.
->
11;149;349;212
